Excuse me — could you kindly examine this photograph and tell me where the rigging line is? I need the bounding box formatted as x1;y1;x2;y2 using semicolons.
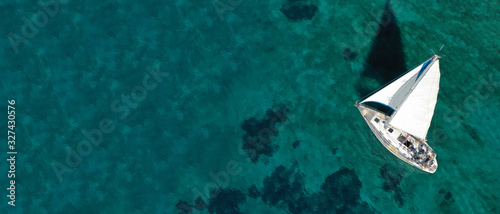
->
439;44;445;52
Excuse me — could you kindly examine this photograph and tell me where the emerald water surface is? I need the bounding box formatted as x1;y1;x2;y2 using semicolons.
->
1;0;499;213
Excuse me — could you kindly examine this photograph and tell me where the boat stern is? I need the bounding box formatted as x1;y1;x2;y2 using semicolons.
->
424;157;438;173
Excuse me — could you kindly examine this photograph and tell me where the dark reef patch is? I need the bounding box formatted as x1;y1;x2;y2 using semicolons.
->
438;189;455;207
321;168;362;207
177;165;377;213
176;189;246;214
207;189;247;214
261;165;307;207
241;105;288;162
336;201;377;214
248;184;261;199
330;146;338;155
176;201;193;214
356;1;407;98
380;164;405;207
445;192;452;200
343;48;358;61
257;164;376;213
280;0;318;22
292;140;301;149
380;165;402;192
194;196;208;210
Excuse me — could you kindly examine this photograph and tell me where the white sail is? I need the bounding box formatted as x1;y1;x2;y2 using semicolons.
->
360;59;430;111
389;60;441;140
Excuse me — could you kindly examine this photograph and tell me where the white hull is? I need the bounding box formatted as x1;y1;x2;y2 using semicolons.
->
356;104;438;173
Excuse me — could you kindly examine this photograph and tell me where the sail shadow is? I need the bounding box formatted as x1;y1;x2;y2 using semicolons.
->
356;1;407;98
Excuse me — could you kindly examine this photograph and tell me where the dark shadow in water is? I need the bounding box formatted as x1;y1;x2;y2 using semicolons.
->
356;1;407;98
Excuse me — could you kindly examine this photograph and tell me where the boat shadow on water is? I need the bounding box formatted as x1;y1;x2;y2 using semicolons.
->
356;1;407;98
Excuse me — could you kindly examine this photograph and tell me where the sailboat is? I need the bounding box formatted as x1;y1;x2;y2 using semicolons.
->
355;54;441;173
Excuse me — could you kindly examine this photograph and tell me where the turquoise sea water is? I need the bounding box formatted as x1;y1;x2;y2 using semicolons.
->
1;0;499;213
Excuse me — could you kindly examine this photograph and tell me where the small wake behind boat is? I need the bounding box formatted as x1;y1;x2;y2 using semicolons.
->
355;54;441;173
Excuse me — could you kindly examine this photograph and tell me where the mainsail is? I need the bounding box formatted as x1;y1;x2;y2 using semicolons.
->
360;56;441;140
389;59;440;140
360;60;428;112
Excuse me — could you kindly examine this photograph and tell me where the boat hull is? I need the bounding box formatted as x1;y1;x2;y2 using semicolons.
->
356;104;438;173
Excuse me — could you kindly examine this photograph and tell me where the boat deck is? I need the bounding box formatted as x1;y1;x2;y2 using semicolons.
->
357;104;438;173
